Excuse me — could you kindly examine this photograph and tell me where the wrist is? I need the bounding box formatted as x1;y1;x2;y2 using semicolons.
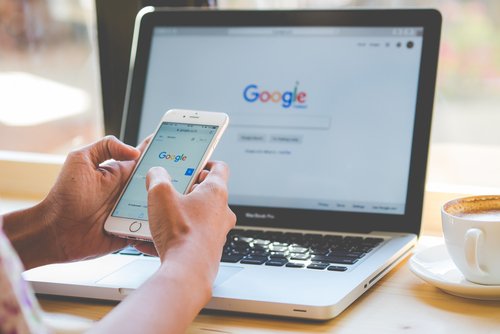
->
158;246;215;302
157;258;213;305
2;199;61;269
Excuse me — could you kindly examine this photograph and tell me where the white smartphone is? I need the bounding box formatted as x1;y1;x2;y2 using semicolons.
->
104;109;229;240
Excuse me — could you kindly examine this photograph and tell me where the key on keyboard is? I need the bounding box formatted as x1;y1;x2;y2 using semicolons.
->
222;229;384;272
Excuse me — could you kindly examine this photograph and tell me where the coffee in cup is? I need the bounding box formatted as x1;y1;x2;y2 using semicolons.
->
442;195;500;285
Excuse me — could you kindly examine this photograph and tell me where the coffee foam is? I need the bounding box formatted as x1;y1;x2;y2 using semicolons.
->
444;195;500;221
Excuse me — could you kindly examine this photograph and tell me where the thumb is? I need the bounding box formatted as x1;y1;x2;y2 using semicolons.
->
87;136;140;166
146;167;176;257
146;167;178;217
146;166;173;192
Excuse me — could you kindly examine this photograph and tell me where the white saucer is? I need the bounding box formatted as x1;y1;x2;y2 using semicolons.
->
409;244;500;300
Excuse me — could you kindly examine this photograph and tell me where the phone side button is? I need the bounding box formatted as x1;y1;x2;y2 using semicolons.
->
129;221;142;233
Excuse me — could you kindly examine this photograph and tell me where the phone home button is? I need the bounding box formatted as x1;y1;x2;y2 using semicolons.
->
129;221;142;233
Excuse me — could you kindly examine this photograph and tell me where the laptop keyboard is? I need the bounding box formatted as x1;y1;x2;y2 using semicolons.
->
116;229;384;272
221;229;384;271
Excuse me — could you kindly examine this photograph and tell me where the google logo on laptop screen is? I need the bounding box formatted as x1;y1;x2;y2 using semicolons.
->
243;82;307;109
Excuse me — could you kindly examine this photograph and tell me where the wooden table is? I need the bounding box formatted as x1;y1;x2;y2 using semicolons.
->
8;192;500;333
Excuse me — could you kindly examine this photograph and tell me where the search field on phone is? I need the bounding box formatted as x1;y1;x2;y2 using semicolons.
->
230;114;331;130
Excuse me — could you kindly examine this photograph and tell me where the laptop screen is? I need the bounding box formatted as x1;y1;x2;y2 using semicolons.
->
136;26;424;216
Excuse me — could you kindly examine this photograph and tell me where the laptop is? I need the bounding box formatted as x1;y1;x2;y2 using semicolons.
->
24;8;441;320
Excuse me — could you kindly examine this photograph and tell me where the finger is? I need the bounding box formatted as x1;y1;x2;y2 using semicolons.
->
204;161;230;183
100;160;137;184
136;134;154;154
192;163;230;199
186;169;208;194
106;235;129;253
146;167;177;261
197;169;209;184
146;166;173;191
133;242;158;257
86;136;140;166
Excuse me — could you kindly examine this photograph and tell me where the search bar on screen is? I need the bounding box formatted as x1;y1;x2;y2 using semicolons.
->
230;114;331;130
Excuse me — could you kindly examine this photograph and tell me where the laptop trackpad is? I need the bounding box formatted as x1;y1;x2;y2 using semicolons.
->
214;265;243;288
96;260;242;290
96;259;160;289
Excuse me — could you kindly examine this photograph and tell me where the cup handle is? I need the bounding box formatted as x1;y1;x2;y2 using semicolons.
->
464;228;487;276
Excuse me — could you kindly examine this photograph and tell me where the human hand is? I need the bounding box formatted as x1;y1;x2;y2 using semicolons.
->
90;163;235;333
141;161;236;290
40;136;143;263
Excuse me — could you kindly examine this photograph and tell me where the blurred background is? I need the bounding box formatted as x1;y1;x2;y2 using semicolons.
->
0;0;499;193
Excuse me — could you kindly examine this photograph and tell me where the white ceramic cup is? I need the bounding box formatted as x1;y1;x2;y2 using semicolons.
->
442;195;500;285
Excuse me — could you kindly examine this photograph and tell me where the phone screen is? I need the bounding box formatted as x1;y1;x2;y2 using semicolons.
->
112;122;218;221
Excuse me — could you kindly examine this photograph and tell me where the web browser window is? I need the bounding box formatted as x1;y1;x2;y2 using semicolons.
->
138;26;423;215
